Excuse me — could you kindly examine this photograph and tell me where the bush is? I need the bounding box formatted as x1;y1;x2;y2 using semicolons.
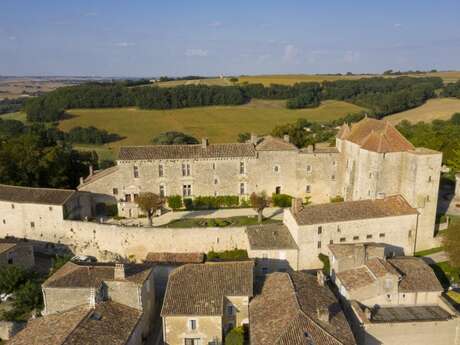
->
167;195;183;210
225;326;245;345
0;266;28;294
318;254;330;275
182;196;240;210
183;198;193;210
271;193;293;207
151;131;199;145
206;249;248;261
330;195;344;203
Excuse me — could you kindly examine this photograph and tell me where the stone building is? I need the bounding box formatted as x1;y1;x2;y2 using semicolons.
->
0;242;34;269
161;261;254;345
41;261;155;340
78;118;441;250
329;243;460;345
250;271;356;345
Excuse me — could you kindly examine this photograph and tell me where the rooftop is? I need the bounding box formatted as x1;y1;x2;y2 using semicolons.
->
8;302;142;345
292;195;417;226
246;224;298;250
371;305;452;323
255;135;298;151
144;252;204;264
328;243;386;260
118;142;256;160
0;184;75;205
0;242;17;254
161;261;254;316
43;262;153;288
250;272;356;345
339;117;415;153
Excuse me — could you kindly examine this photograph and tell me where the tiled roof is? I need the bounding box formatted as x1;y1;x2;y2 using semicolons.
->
370;305;452;323
337;123;351;140
161;261;254;316
250;272;356;345
341;117;414;153
328;243;386;260
292;195;417;226
387;257;443;292
118;143;256;160
336;266;376;291
8;302;142;345
0;184;75;205
366;257;400;278
0;242;17;254
246;224;298;250
255;136;298;151
43;262;152;288
144;252;204;264
79;166;119;187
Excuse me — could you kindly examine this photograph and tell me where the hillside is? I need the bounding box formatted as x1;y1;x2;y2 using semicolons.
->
387;98;460;124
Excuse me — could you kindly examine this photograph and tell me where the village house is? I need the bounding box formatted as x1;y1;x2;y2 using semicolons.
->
40;261;155;340
0;242;34;269
161;261;254;345
329;243;460;345
249;270;357;345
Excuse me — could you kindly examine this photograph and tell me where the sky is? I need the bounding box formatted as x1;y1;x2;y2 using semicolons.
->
0;0;460;77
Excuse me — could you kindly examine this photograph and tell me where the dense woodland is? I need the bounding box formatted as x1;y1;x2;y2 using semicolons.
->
0;98;26;115
441;81;460;98
20;76;446;122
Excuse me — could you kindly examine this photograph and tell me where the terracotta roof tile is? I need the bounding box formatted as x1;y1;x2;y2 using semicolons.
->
246;224;298;250
0;184;75;205
293;195;417;226
161;261;254;316
118;143;256;160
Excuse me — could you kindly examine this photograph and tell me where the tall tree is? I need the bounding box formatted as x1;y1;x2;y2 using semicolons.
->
136;192;164;226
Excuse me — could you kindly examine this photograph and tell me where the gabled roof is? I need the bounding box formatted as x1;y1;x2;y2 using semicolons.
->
250;272;356;345
246;224;298;250
340;117;414;153
8;302;142;345
43;262;152;288
255;136;298;151
292;195;417;226
161;261;254;316
0;242;17;255
0;184;75;205
118;143;256;160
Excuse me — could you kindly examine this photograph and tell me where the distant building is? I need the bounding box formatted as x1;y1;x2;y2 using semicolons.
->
250;271;356;345
161;261;254;345
0;242;34;269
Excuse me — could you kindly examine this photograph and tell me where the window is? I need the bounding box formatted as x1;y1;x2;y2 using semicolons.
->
275;186;281;194
332;160;336;166
426;195;430;202
337;225;341;233
227;305;234;315
30;222;35;229
306;185;311;193
159;185;165;198
366;234;373;239
428;175;432;182
317;226;322;235
240;161;245;174
11;204;14;209
408;230;412;238
133;166;139;178
7;258;13;265
159;164;164;177
2;219;5;224
274;165;280;173
188;319;197;330
239;183;246;195
331;174;335;181
329;239;333;244
306;165;312;174
125;194;132;202
184;338;200;345
353;236;359;241
214;178;218;185
112;188;118;195
182;163;191;176
212;162;216;170
340;237;346;243
49;206;53;211
317;241;321;249
379;233;385;238
182;185;192;197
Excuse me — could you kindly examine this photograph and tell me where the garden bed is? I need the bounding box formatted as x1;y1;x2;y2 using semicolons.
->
161;216;281;228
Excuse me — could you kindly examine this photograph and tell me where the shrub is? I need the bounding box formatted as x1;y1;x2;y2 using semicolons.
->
206;249;248;261
183;198;193;210
225;326;245;345
240;198;250;208
167;195;183;210
182;196;240;210
0;266;28;294
319;254;330;275
105;204;119;217
330;195;344;203
271;193;293;207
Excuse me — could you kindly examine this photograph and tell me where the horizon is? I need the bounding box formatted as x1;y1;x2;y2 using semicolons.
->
1;0;460;77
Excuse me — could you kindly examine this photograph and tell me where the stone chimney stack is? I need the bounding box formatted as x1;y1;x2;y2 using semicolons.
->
283;134;290;143
79;177;84;185
317;305;330;323
291;198;304;215
250;133;258;145
317;270;325;287
89;165;94;176
201;138;209;148
114;263;125;280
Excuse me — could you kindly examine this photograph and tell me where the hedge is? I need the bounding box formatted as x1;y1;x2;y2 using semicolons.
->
183;195;240;210
167;195;183;210
271;193;293;207
206;249;249;261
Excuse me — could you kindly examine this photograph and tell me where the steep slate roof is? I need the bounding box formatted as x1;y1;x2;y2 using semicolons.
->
161;261;254;316
43;262;152;288
250;272;356;345
387;257;443;292
340;117;414;153
8;302;142;345
246;224;298;250
292;195;417;226
0;184;75;205
255;136;298;151
118;143;256;160
144;252;204;264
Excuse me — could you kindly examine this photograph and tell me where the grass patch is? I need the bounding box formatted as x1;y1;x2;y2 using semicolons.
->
447;290;460;304
1;111;27;122
387;98;460;124
161;216;281;228
414;247;444;257
207;249;248;261
430;261;460;288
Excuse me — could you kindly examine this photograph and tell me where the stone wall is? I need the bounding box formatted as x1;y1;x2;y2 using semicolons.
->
163;315;222;345
0;244;34;269
0;321;25;341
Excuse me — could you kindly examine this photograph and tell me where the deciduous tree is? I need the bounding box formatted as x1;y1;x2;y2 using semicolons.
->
136;192;164;226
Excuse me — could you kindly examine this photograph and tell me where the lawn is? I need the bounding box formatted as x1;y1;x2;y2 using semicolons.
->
58;99;365;153
430;261;460;288
1;111;27;122
160;216;281;228
387;98;460;124
414;246;444;257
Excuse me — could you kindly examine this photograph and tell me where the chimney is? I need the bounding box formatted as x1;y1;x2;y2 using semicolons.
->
317;305;330;323
283;134;290;143
250;133;258;145
201;138;209;148
79;177;84;185
290;198;303;215
317;270;325;287
114;263;125;280
89;165;94;176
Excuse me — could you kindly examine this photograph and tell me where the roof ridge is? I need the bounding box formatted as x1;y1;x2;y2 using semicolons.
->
0;183;76;193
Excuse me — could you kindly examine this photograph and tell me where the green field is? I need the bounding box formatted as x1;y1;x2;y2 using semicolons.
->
58;100;364;153
387;98;460;124
154;77;233;87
